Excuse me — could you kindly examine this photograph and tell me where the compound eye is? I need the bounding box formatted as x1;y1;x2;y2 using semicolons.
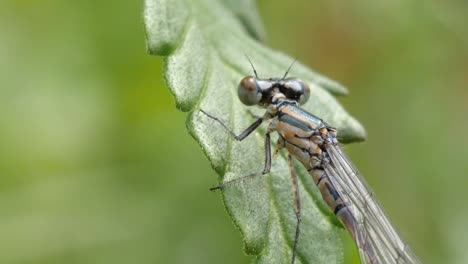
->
238;76;261;105
283;78;310;104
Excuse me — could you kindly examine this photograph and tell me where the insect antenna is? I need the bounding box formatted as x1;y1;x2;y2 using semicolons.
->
244;53;259;78
282;58;298;79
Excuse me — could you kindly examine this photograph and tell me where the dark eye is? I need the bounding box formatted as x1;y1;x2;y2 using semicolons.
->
238;76;261;106
283;78;310;104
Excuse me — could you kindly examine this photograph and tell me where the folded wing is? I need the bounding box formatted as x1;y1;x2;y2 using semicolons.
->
323;143;420;264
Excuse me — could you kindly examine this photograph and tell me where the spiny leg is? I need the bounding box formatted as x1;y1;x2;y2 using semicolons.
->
199;109;272;190
210;132;271;191
199;109;263;141
288;154;302;264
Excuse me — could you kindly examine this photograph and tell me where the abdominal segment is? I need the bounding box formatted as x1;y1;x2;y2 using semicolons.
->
277;125;379;263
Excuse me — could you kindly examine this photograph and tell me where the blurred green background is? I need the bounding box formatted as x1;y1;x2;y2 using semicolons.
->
1;0;467;263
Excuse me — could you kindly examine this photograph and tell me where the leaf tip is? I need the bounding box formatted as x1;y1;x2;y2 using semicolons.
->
338;116;367;144
145;41;175;56
143;0;190;56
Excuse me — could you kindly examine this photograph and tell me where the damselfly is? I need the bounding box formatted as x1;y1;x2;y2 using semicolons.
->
200;60;420;264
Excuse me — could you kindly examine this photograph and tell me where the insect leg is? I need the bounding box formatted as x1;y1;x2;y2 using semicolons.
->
209;132;271;191
199;109;263;141
288;154;301;264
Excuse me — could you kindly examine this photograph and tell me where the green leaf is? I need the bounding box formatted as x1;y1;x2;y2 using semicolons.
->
144;0;366;263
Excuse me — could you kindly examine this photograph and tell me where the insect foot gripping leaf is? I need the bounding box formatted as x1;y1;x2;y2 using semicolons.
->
144;0;366;263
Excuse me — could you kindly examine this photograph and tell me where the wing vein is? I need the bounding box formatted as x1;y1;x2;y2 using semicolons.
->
323;143;420;264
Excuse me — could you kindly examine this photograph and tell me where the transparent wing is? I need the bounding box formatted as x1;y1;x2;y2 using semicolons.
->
323;142;420;264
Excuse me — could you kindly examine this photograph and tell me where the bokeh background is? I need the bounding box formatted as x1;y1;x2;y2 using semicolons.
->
1;0;467;263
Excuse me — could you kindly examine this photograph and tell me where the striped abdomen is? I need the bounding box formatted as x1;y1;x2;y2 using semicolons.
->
272;104;379;263
272;104;352;219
